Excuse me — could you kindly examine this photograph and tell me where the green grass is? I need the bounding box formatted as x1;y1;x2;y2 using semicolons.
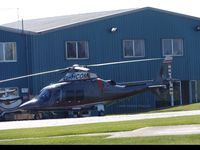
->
148;103;200;113
1;115;200;144
1;103;200;145
107;102;200;116
2;135;200;145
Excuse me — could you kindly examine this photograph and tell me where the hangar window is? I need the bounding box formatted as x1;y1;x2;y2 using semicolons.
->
66;41;89;59
0;42;17;62
162;39;183;56
123;40;145;58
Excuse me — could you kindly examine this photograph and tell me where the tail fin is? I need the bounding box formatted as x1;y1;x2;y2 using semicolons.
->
151;56;173;96
158;56;173;81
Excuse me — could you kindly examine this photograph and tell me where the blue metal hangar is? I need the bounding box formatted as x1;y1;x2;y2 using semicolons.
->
1;7;200;114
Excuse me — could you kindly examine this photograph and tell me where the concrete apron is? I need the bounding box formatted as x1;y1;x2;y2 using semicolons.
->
77;125;200;138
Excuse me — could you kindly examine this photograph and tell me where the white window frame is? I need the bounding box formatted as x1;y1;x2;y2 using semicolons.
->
0;42;17;62
65;41;89;60
123;40;145;58
162;39;183;56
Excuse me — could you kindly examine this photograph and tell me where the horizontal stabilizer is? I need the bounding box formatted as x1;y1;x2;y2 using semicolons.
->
148;85;166;89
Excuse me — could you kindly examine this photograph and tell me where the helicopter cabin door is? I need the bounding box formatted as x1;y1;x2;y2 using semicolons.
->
61;81;86;107
83;79;103;104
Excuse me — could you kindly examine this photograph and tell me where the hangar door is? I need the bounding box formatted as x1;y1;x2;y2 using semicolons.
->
190;80;200;103
155;80;182;107
181;80;190;105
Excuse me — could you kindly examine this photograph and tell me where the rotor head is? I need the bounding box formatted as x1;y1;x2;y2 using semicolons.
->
66;64;90;72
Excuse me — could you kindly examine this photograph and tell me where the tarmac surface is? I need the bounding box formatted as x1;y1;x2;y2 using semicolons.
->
76;124;200;138
0;110;200;131
107;124;200;138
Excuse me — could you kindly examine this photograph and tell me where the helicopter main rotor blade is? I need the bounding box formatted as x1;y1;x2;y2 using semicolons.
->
0;67;68;84
0;57;163;84
88;57;163;67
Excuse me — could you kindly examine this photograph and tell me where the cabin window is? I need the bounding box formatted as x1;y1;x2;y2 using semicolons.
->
0;42;17;62
38;89;51;102
53;89;62;102
162;39;183;56
66;41;89;59
123;40;145;58
62;90;75;101
76;90;84;101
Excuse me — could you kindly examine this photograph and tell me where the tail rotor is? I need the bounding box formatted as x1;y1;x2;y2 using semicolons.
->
159;56;175;106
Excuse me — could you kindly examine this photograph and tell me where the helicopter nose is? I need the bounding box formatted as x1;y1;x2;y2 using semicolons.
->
19;98;39;110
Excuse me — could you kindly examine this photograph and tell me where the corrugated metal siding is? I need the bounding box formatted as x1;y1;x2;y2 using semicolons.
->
105;93;155;114
0;30;30;95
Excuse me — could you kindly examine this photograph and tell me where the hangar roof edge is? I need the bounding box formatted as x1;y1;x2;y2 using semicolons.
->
1;7;200;34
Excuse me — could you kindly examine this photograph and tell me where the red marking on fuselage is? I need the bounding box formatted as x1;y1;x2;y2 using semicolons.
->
97;79;103;90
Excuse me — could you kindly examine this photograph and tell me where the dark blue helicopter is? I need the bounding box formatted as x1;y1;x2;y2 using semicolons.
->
0;56;173;119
